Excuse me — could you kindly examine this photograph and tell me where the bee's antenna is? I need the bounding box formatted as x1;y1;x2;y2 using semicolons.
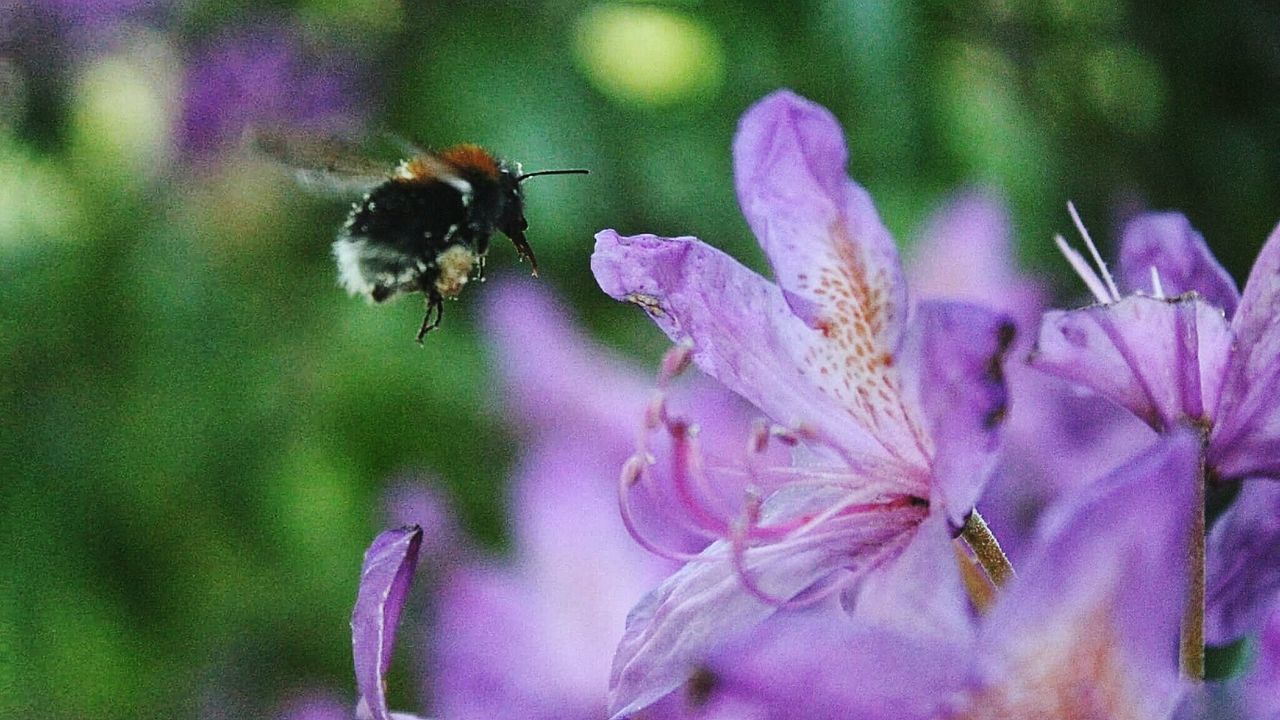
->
517;169;590;182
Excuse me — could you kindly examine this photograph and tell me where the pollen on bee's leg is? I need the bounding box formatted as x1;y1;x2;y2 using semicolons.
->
432;246;477;298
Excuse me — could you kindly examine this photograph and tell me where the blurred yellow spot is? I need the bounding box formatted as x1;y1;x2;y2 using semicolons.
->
574;4;725;106
69;34;176;184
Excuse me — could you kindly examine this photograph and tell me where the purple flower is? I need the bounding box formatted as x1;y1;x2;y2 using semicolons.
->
1033;209;1280;482
907;192;1155;560
702;430;1200;720
178;23;368;160
352;526;423;720
1030;208;1280;641
5;0;168;61
592;90;1015;717
348;280;746;720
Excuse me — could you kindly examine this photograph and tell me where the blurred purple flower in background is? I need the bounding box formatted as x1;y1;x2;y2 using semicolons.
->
178;22;368;161
592;90;1016;717
349;280;749;720
5;0;167;58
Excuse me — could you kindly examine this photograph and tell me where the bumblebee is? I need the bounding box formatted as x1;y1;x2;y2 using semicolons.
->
257;133;585;341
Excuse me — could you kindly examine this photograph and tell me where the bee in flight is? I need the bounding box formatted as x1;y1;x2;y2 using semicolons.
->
255;132;587;342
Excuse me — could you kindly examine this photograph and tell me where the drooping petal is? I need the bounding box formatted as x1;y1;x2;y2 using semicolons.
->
352;526;423;720
592;230;926;470
1031;295;1231;433
1204;480;1280;643
963;431;1198;719
1211;221;1280;481
607;490;925;719
1118;212;1240;316
901;301;1015;527
704;605;969;720
733;90;906;347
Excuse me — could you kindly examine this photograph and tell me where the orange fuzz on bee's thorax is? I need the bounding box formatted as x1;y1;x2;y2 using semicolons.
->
435;144;501;179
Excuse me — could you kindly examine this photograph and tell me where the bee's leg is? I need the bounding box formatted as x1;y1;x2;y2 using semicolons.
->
507;227;540;278
416;291;444;343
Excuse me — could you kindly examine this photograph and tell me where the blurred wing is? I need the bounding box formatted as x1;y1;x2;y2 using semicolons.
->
249;128;390;198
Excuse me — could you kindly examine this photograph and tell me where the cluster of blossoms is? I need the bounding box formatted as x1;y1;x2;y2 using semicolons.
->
338;91;1280;720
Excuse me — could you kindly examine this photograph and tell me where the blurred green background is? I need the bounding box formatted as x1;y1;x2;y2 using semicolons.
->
1;0;1278;717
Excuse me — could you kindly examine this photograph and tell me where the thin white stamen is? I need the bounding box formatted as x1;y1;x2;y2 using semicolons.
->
1055;234;1113;305
1067;201;1121;302
1150;266;1166;299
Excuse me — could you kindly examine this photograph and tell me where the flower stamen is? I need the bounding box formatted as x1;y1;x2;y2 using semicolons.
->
1067;201;1121;302
1150;266;1166;299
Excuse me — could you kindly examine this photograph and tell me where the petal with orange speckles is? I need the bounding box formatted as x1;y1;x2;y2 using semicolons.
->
592;230;926;470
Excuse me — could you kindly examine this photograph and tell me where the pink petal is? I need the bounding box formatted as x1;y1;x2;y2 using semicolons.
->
1031;295;1231;433
840;509;975;642
731;93;922;464
592;230;923;468
901;301;1015;527
1118;212;1240;315
1241;605;1280;718
1213;221;1280;481
352;526;423;720
705;605;969;720
607;493;924;719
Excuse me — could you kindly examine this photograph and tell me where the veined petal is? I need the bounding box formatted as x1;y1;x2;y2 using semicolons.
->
592;230;924;467
606;495;925;719
732;92;921;461
1204;480;1280;643
1031;295;1231;432
352;526;423;720
901;301;1015;526
1212;221;1280;481
840;509;974;643
1118;213;1240;315
733;91;906;344
961;432;1199;719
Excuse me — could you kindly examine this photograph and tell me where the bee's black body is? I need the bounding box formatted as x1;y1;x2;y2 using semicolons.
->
333;145;538;338
256;131;584;342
